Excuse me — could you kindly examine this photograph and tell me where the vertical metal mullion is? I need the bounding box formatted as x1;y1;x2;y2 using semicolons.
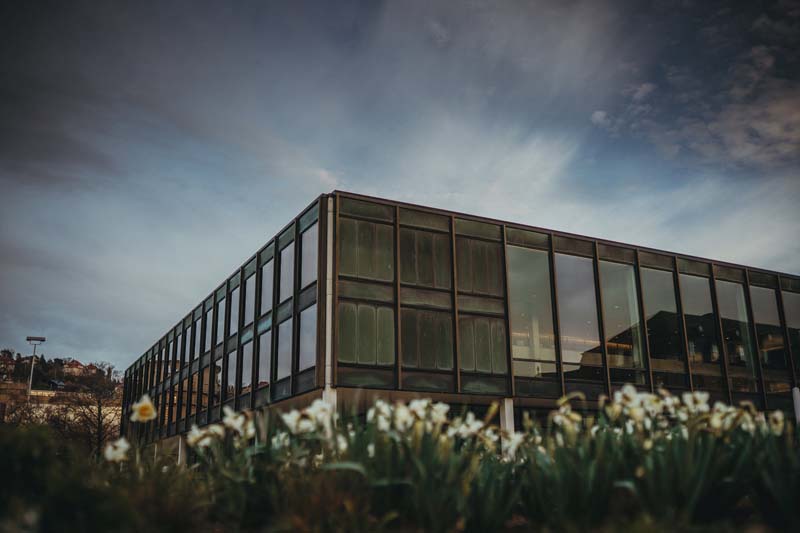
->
450;216;461;393
549;239;566;396
775;276;797;388
395;206;403;390
634;250;654;392
332;194;341;388
270;242;280;402
291;222;301;396
673;259;695;391
593;243;612;396
251;257;263;411
743;270;769;408
501;226;515;397
709;267;734;404
236;268;245;409
316;198;327;390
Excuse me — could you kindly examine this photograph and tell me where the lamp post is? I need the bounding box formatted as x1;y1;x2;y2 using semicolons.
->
26;336;45;402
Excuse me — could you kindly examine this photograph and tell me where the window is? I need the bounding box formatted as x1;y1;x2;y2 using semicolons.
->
339;218;394;281
400;228;452;289
212;356;223;406
679;274;723;389
279;243;294;302
716;279;758;390
276;318;293;380
750;286;789;392
641;268;686;385
459;316;507;374
783;291;800;380
298;304;317;371
243;274;256;326
338;302;395;365
599;261;646;370
180;378;188;420
226;349;237;400
193;318;201;359
229;286;240;336
555;254;603;379
204;308;213;353
166;342;173;376
260;260;274;315
507;246;556;378
301;223;318;288
199;365;210;412
176;332;183;371
216;298;226;344
241;341;253;394
190;372;199;415
257;330;271;387
401;308;453;370
456;237;503;297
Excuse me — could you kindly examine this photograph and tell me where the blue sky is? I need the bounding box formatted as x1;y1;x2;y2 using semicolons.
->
1;0;798;370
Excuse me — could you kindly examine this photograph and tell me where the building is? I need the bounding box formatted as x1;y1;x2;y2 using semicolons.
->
63;359;86;377
121;191;800;444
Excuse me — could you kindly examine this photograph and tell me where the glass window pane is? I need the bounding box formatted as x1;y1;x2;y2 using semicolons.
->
190;372;199;413
339;218;394;281
337;302;395;366
401;309;453;370
507;246;556;363
716;280;757;380
194;318;202;358
226;349;237;400
277;318;293;380
212;357;223;406
299;304;317;371
200;366;209;411
783;291;800;380
244;275;256;326
400;228;452;289
260;260;274;316
241;341;253;394
456;238;504;296
216;298;225;345
641;268;684;369
459;316;507;374
279;243;294;302
229;287;240;336
599;261;646;369
555;254;602;367
257;330;271;387
750;286;788;374
357;304;376;364
680;274;723;385
301;223;318;288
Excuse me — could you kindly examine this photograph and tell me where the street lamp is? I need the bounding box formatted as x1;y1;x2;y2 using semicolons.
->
26;336;45;402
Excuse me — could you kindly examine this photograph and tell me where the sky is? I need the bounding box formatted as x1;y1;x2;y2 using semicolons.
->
1;0;798;370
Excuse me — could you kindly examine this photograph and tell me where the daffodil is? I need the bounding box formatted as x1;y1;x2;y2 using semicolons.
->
103;437;130;463
130;394;157;422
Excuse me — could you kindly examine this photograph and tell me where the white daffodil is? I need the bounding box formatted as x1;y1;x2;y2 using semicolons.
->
223;406;247;435
431;402;450;424
768;410;785;436
281;410;302;433
502;431;524;459
408;399;430;419
103;437;130;463
186;424;205;447
394;404;414;432
271;431;290;451
130;394;157;423
336;434;348;453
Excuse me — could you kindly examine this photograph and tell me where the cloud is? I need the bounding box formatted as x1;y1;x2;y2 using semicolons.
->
631;82;657;101
591;110;611;126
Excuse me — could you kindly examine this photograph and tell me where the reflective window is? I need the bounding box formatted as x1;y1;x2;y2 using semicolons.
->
599;261;646;369
641;268;684;365
279;243;294;302
243;275;256;326
190;372;199;414
229;286;240;336
456;237;504;297
783;291;800;380
680;274;723;388
193;318;202;359
716;279;758;390
555;254;603;374
180;378;188;420
459;316;507;374
400;228;452;289
401;308;453;370
257;330;271;387
226;349;237;400
166;342;173;376
204;309;213;352
298;304;317;371
260;260;274;315
241;341;253;394
750;286;790;391
216;298;226;343
338;302;395;365
276;318;293;380
212;357;223;406
301;223;318;288
199;365;210;411
506;246;556;378
339;218;394;282
176;333;183;370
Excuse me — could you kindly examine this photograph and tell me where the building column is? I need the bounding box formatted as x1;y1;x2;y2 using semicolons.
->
499;398;515;433
176;435;186;467
793;386;800;424
322;196;337;414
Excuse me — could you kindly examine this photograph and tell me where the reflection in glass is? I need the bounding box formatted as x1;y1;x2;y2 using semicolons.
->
240;341;253;394
243;275;256;326
261;261;274;315
226;349;237;400
506;246;556;378
299;304;317;371
280;243;294;303
216;298;225;345
229;286;240;336
679;274;723;388
176;333;183;371
599;261;645;369
641;268;684;367
301;223;318;288
194;318;201;359
190;372;199;414
750;286;787;371
200;365;210;411
212;357;223;406
783;291;800;380
555;254;602;374
716;280;757;388
257;330;271;388
277;318;293;380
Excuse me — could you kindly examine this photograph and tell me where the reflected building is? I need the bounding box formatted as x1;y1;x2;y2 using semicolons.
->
121;192;800;443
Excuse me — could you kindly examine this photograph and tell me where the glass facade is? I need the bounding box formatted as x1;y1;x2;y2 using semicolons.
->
123;192;800;444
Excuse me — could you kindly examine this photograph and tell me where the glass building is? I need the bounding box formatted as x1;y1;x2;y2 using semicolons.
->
121;191;800;442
